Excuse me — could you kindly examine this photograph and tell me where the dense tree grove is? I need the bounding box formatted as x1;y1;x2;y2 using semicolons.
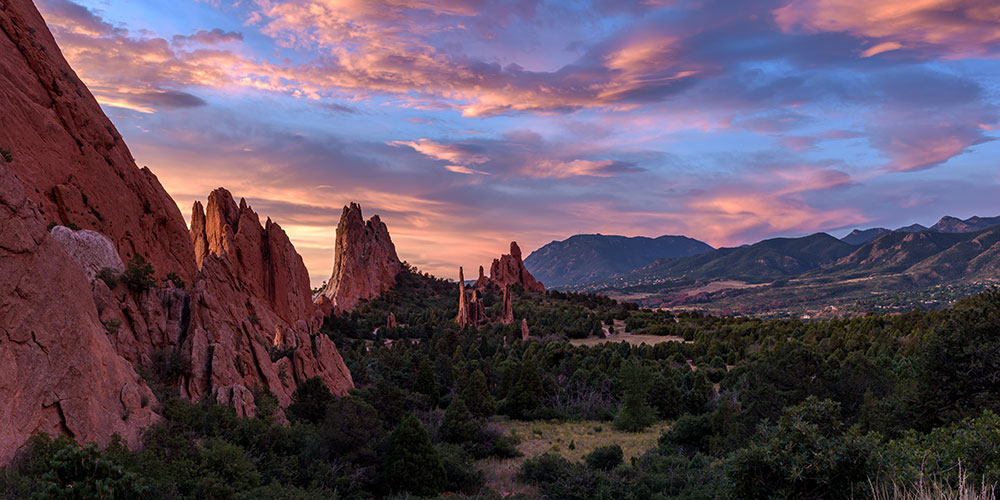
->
4;265;1000;499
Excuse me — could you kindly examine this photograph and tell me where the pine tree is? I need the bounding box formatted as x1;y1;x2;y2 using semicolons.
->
649;371;683;419
413;358;441;407
462;369;496;418
378;415;447;496
614;362;656;432
503;359;544;419
440;397;480;444
682;371;713;415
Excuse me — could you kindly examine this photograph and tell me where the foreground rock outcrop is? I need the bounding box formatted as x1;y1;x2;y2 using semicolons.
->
0;163;158;463
317;203;401;313
0;0;353;461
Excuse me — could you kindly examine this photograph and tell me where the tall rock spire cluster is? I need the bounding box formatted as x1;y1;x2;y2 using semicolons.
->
456;241;544;329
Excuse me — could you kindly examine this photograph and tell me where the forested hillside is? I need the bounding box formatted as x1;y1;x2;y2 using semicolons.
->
5;264;1000;499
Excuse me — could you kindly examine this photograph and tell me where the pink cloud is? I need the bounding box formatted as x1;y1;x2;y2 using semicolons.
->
775;0;1000;58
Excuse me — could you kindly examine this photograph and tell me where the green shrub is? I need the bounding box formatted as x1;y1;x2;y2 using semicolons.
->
437;443;485;494
585;444;624;471
725;397;881;500
440;397;480;444
661;413;714;454
164;271;186;290
319;395;384;466
122;254;155;292
102;318;122;335
0;147;12;163
614;362;656;432
287;377;333;425
520;453;574;485
880;410;1000;486
96;267;121;288
33;441;148;500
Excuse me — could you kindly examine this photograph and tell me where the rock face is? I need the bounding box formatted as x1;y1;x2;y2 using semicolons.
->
521;318;530;341
387;312;398;329
49;226;125;282
0;0;354;462
486;242;545;293
0;0;195;284
0;163;158;463
318;203;401;313
191;189;314;324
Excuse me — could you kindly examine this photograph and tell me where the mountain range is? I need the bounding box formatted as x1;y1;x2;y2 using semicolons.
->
528;215;1000;315
524;234;713;288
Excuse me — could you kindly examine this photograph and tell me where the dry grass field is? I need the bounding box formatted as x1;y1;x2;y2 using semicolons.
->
477;419;671;496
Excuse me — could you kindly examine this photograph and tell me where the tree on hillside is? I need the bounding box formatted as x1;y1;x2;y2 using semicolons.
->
502;359;544;419
440;397;480;444
462;369;496;418
413;358;440;407
378;414;447;496
615;361;657;432
287;377;333;425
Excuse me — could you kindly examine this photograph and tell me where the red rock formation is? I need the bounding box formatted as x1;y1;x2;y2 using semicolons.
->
387;312;398;329
456;267;470;328
486;242;545;293
0;0;195;284
0;163;158;463
521;318;530;341
456;267;489;328
318;203;401;313
180;189;354;405
500;285;515;325
0;0;355;460
474;265;491;291
469;290;487;326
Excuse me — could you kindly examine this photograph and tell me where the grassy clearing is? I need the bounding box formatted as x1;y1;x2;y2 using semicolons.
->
477;418;671;496
570;333;687;347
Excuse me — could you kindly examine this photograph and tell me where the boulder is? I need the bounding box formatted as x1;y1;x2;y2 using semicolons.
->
49;225;125;282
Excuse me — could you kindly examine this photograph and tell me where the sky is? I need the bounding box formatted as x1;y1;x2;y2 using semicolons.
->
36;0;1000;287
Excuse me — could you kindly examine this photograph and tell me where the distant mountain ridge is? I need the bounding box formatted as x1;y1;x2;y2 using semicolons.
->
524;233;713;288
574;222;1000;316
841;228;890;245
623;233;856;284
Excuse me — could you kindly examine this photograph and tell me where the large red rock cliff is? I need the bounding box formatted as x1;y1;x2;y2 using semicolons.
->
0;0;195;284
0;0;353;461
318;203;401;313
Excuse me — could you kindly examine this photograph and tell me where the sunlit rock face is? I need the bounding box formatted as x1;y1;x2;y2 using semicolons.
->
317;202;401;313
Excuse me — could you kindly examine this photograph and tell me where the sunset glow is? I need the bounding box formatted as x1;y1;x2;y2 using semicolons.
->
36;0;1000;286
